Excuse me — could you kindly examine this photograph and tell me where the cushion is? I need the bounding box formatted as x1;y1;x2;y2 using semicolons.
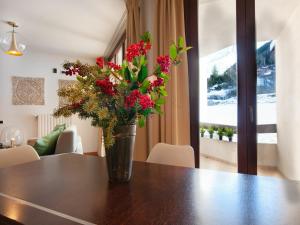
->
33;126;65;156
55;126;77;154
53;123;66;131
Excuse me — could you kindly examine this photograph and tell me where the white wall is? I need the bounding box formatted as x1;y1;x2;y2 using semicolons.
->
200;138;278;167
276;3;300;180
0;50;99;153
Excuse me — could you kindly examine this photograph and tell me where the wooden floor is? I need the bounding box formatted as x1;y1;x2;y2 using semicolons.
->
200;155;284;179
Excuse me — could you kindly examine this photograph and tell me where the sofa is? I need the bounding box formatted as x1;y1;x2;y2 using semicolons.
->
28;125;83;155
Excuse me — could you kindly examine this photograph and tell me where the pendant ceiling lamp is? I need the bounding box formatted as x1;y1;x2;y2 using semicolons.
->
0;21;26;56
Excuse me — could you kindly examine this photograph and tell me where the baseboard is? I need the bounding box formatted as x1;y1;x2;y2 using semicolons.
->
84;152;98;156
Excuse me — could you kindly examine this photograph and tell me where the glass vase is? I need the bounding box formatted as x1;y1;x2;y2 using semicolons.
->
104;124;136;183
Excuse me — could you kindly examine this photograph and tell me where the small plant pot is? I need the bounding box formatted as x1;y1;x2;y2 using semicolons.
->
219;136;223;141
228;137;232;142
209;134;213;139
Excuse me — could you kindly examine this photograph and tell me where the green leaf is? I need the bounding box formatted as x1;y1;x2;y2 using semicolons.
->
133;57;139;67
178;37;184;48
178;47;193;55
140;79;150;93
138;116;145;127
122;60;128;68
155;105;162;114
150;92;157;100
130;81;139;90
158;72;170;82
154;66;161;75
139;55;145;66
169;44;177;60
125;68;133;82
138;65;148;83
119;81;128;88
159;88;168;96
141;108;152;117
140;32;152;42
76;76;84;82
156;97;165;105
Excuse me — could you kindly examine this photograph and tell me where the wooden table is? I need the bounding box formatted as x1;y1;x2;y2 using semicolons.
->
0;154;300;225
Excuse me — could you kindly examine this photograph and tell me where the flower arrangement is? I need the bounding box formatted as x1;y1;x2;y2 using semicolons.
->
54;32;190;148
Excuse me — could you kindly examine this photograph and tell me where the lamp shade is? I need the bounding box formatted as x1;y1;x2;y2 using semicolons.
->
0;22;26;56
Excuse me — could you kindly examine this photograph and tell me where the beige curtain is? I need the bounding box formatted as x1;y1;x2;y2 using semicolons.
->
126;0;191;160
126;0;142;44
148;0;190;150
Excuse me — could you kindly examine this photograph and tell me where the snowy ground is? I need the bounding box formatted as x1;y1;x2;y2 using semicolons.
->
201;102;276;126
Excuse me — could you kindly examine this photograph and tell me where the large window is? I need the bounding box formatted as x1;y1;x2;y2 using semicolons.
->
201;41;276;127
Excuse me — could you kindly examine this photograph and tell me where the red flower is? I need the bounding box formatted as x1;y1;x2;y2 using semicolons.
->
69;100;84;109
107;62;121;71
157;55;171;73
148;77;164;91
153;77;164;87
125;90;141;108
138;41;147;55
145;41;151;51
139;94;154;110
125;90;154;110
125;41;152;62
96;57;105;68
64;66;80;76
95;77;117;96
125;43;140;62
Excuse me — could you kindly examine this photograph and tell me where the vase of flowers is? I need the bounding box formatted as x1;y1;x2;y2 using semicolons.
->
104;124;136;182
54;32;190;182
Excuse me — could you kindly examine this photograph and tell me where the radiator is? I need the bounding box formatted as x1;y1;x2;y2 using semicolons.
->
37;114;73;137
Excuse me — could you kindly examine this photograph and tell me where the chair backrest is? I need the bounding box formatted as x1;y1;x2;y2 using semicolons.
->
0;145;40;169
55;125;78;154
146;143;195;168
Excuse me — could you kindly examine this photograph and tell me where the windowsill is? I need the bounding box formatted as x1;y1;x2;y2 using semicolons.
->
200;133;277;144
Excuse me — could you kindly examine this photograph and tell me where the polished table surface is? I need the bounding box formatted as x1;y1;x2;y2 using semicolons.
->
0;153;300;225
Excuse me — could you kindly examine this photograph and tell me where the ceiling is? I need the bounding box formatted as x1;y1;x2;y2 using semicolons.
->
0;0;126;59
198;0;300;57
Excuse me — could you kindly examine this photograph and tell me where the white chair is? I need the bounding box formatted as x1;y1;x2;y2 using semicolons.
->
146;143;195;168
0;145;40;169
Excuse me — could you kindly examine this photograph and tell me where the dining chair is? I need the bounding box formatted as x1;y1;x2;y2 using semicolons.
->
146;143;195;168
0;145;40;169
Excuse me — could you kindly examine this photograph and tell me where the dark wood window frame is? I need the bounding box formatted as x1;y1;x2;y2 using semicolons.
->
236;0;257;174
184;0;257;174
184;0;200;168
108;32;126;62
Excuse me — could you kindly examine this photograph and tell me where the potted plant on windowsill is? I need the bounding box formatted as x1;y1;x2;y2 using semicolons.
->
200;127;206;137
225;128;234;142
53;32;191;183
217;128;225;141
208;127;214;139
